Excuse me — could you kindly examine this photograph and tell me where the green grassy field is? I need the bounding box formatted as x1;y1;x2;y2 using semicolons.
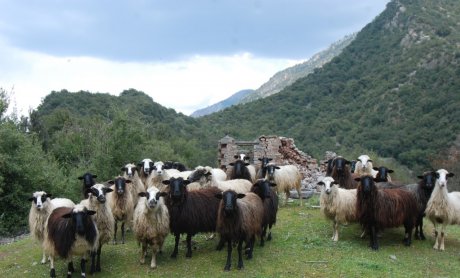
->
2;195;460;278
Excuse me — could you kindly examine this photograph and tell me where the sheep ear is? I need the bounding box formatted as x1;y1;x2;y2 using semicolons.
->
388;169;394;173
234;155;239;159
229;162;235;166
92;175;97;178
78;176;84;180
121;167;126;171
85;189;93;196
125;179;132;184
28;197;35;201
215;193;223;199
183;180;191;186
258;158;262;161
62;212;73;219
104;188;113;193
237;193;246;199
138;192;147;197
46;194;52;198
345;160;351;165
417;175;423;179
368;159;373;163
317;181;324;186
269;182;277;187
107;180;115;185
244;163;250;166
448;173;455;178
354;177;361;182
159;192;168;197
87;210;96;216
162;180;171;185
373;167;378;171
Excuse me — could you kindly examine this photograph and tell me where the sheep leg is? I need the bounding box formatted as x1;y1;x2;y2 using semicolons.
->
260;225;267;246
113;221;118;244
237;240;244;270
185;234;193;258
403;221;413;246
96;244;102;272
50;256;56;278
121;222;126;244
297;188;303;206
41;250;47;264
419;218;426;240
80;257;87;278
140;242;147;264
90;250;96;274
370;226;378;250
224;239;232;271
150;246;157;269
171;233;180;258
267;224;273;241
246;236;255;259
440;224;446;251
433;223;439;250
332;221;339;242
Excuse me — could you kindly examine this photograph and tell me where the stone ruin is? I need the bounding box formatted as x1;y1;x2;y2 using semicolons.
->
218;135;330;197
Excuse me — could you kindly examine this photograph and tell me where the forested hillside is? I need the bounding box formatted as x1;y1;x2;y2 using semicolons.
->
201;0;460;172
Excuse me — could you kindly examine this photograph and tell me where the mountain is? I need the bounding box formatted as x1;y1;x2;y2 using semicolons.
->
200;0;460;172
190;89;254;117
190;34;356;117
241;33;357;103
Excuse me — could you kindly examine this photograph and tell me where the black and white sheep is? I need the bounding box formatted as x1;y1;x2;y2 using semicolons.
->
137;158;154;187
121;162;145;205
187;166;227;188
43;204;99;278
215;190;264;271
133;186;170;269
107;176;134;244
256;156;273;179
28;191;75;264
425;169;458;251
265;163;302;206
161;177;222;258
80;184;114;273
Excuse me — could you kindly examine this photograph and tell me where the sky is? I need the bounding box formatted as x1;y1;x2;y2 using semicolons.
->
0;0;390;116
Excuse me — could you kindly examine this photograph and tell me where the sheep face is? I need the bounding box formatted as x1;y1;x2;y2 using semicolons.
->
356;175;375;194
162;177;190;203
139;159;154;175
28;191;52;210
121;163;137;178
153;161;165;176
435;169;455;188
216;190;245;217
332;157;350;176
317;177;338;194
253;179;276;199
78;172;97;188
139;187;163;209
86;184;113;204
373;166;394;182
356;155;372;171
62;204;96;236
108;177;131;196
265;164;280;180
417;171;436;190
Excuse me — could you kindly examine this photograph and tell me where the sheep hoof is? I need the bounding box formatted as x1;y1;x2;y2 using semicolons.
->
420;234;426;240
170;253;177;259
186;252;192;258
150;265;157;269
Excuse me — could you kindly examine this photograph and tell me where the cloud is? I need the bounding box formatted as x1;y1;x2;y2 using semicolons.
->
0;40;301;116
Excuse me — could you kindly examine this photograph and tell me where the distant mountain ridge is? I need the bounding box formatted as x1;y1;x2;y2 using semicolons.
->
190;33;356;117
190;89;254;117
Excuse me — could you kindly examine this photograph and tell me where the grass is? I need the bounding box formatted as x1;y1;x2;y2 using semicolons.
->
2;195;460;277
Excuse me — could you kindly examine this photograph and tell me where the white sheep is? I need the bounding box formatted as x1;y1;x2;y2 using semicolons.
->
80;184;114;273
121;163;145;204
28;191;75;264
187;166;227;188
265;163;303;206
133;186;170;269
318;177;357;241
354;155;378;178
425;169;458;251
107;176;135;244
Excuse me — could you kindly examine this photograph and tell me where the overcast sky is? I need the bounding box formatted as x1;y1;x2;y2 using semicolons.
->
0;0;390;116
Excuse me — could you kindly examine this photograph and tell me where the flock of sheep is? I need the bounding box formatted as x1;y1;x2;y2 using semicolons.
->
27;154;301;277
319;154;458;251
27;152;458;277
